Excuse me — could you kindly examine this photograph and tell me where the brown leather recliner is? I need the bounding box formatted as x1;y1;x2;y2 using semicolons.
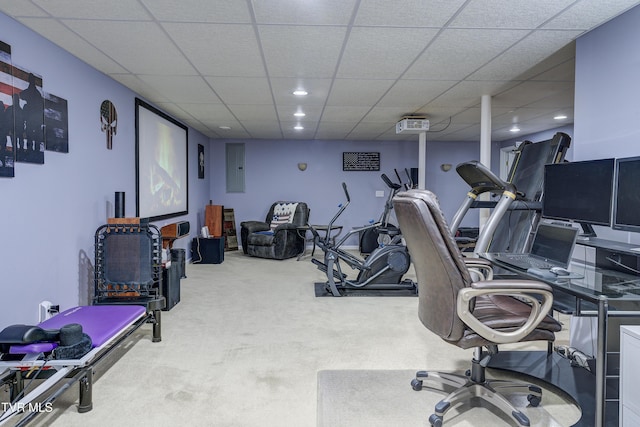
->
393;189;562;427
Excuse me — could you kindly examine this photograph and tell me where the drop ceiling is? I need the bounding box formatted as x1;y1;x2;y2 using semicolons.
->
1;0;638;142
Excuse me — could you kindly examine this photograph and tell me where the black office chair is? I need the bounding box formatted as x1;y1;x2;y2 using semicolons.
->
393;189;562;427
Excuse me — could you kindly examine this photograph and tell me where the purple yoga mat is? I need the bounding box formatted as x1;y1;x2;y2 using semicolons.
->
10;305;145;354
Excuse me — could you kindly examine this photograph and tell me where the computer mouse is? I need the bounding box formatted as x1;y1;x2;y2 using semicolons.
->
550;266;570;276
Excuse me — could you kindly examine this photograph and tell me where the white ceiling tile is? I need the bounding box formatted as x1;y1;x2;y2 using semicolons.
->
142;75;221;103
354;0;467;27
282;126;317;139
404;29;530;80
259;26;347;78
320;106;371;122
227;105;279;121
337;27;440;79
314;126;352;140
214;127;252;139
427;81;516;109
528;59;575;82
492;108;548;126
205;77;273;104
519;90;574;110
241;120;284;136
448;108;481;124
327;79;394;106
378;80;458;108
363;106;425;123
141;0;252;23
270;78;333;106
163;23;265;77
17;17;129;74
315;121;356;132
153;102;194;121
468;30;583;81
252;0;357;25
450;0;576;28
275;105;324;121
33;0;151;20
175;103;235;122
63;20;197;75
0;1;635;141
492;81;573;108
0;1;48;17
544;0;640;30
109;74;171;102
517;41;575;78
349;121;394;136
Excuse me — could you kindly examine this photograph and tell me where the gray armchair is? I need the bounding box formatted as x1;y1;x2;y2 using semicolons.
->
240;201;309;260
392;189;562;427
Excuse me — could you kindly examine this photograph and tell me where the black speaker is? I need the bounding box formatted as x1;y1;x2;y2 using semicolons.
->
176;221;190;236
192;237;224;264
162;264;180;311
114;191;125;218
161;221;190;238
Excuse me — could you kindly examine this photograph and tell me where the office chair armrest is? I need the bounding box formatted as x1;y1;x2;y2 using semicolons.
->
463;258;493;280
457;280;554;344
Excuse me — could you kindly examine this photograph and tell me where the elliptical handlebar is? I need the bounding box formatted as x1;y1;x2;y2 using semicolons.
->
381;173;402;190
319;182;350;245
342;181;350;203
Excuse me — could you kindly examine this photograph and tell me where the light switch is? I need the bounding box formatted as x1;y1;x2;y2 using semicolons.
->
376;190;385;198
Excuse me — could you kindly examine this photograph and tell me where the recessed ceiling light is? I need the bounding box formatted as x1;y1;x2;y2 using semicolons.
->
294;125;304;130
219;126;231;130
554;114;568;120
509;125;520;133
293;90;308;96
294;111;306;117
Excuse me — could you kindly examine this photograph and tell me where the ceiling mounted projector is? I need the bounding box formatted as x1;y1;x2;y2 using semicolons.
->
396;117;430;134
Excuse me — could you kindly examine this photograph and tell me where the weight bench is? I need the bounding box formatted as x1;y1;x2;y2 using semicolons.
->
0;305;156;426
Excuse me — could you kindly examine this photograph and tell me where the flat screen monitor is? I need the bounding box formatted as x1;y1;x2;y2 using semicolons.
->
613;156;640;232
542;158;615;226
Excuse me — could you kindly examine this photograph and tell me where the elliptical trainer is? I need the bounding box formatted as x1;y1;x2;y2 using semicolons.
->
359;172;404;254
310;182;416;297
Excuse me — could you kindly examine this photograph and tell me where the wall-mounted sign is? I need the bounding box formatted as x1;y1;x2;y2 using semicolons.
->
343;152;380;171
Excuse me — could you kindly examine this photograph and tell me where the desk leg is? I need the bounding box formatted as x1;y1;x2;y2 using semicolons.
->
596;298;608;427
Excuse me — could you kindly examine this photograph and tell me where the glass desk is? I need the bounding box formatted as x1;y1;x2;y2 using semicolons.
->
480;253;640;427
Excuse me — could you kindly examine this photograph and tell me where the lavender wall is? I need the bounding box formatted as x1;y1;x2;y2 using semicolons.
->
574;4;640;243
0;13;209;327
209;138;494;247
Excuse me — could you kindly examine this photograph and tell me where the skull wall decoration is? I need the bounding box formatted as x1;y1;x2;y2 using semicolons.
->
100;100;117;149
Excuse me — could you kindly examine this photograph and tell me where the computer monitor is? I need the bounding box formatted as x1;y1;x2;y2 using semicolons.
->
613;156;640;232
542;158;615;226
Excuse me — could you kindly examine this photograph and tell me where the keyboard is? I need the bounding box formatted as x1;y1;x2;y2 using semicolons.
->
493;253;559;270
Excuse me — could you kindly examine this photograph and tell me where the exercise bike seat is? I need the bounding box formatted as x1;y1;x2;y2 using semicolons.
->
0;324;60;344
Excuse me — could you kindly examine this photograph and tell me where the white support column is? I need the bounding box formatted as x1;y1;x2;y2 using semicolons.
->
479;95;492;227
418;131;426;189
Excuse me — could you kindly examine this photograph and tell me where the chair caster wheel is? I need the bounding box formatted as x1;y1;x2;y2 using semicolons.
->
527;394;541;407
411;379;423;391
429;414;443;427
465;369;471;377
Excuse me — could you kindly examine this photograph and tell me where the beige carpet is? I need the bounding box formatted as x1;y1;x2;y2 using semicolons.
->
0;250;579;427
317;369;581;427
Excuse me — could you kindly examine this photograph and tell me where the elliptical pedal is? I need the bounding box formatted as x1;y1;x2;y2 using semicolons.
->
311;258;346;280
